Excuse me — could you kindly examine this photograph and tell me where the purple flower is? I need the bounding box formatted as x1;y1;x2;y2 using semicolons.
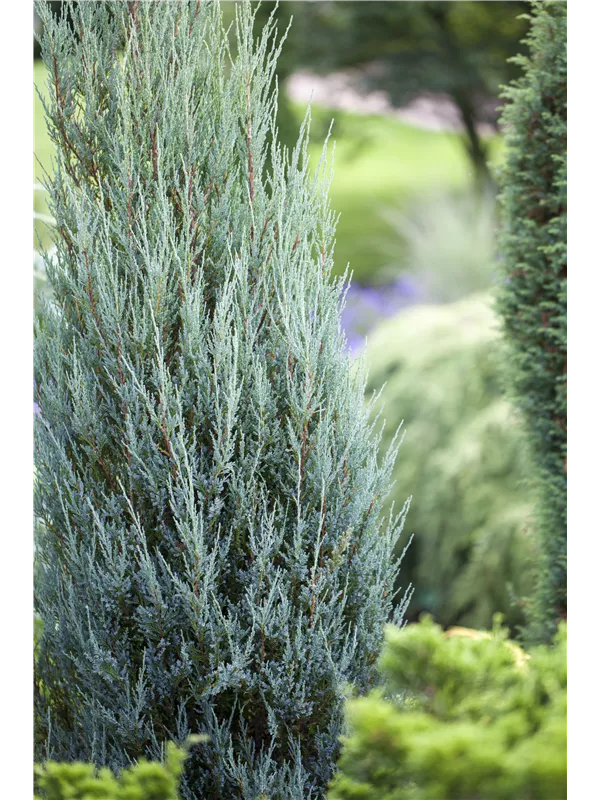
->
392;274;420;299
341;273;421;354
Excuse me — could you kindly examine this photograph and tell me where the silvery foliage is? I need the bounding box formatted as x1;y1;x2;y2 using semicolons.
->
33;2;410;797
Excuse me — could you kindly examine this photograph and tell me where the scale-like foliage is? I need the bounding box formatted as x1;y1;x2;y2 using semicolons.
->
35;742;188;800
496;1;567;644
329;619;567;800
33;2;408;797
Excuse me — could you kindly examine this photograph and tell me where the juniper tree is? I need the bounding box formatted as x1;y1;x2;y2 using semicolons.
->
497;1;567;644
33;2;409;797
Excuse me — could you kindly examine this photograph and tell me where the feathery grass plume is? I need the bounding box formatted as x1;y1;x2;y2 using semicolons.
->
380;188;498;304
33;2;409;796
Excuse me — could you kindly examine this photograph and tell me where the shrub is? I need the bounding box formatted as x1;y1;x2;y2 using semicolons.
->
33;2;407;797
328;617;566;800
35;742;188;800
365;293;536;630
496;1;567;643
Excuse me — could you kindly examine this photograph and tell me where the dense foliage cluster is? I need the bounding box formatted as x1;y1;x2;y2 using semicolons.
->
35;743;187;800
497;1;567;643
33;2;407;797
366;293;536;630
329;617;566;799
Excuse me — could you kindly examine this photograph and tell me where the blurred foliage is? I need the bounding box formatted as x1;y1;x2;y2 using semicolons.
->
328;617;566;800
366;294;536;630
380;188;498;302
34;60;55;251
496;2;567;644
252;2;305;154
255;1;530;186
34;742;194;800
300;105;502;283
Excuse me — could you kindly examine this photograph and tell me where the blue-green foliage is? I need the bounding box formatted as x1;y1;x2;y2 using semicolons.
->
33;2;408;797
329;619;566;800
497;1;567;644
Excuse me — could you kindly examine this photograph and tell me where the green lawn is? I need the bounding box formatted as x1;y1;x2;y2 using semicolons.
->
301;104;504;283
34;61;503;282
34;60;55;251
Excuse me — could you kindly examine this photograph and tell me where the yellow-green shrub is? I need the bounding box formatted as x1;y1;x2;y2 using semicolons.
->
35;742;187;800
329;618;566;800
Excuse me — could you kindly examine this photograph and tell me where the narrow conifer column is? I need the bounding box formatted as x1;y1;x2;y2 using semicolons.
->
497;1;567;645
33;2;409;796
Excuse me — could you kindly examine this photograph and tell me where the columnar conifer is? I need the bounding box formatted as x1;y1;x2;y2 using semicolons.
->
33;2;408;796
497;1;567;644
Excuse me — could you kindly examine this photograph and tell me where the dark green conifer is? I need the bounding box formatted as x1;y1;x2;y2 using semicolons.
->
496;1;567;644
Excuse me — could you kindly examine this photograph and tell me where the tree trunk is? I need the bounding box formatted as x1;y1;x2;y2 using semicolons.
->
453;88;493;192
426;4;494;192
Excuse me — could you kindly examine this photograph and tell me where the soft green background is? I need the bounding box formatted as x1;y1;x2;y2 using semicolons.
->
364;293;535;630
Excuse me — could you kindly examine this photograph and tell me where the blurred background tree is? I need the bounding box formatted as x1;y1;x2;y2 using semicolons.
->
254;1;530;188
